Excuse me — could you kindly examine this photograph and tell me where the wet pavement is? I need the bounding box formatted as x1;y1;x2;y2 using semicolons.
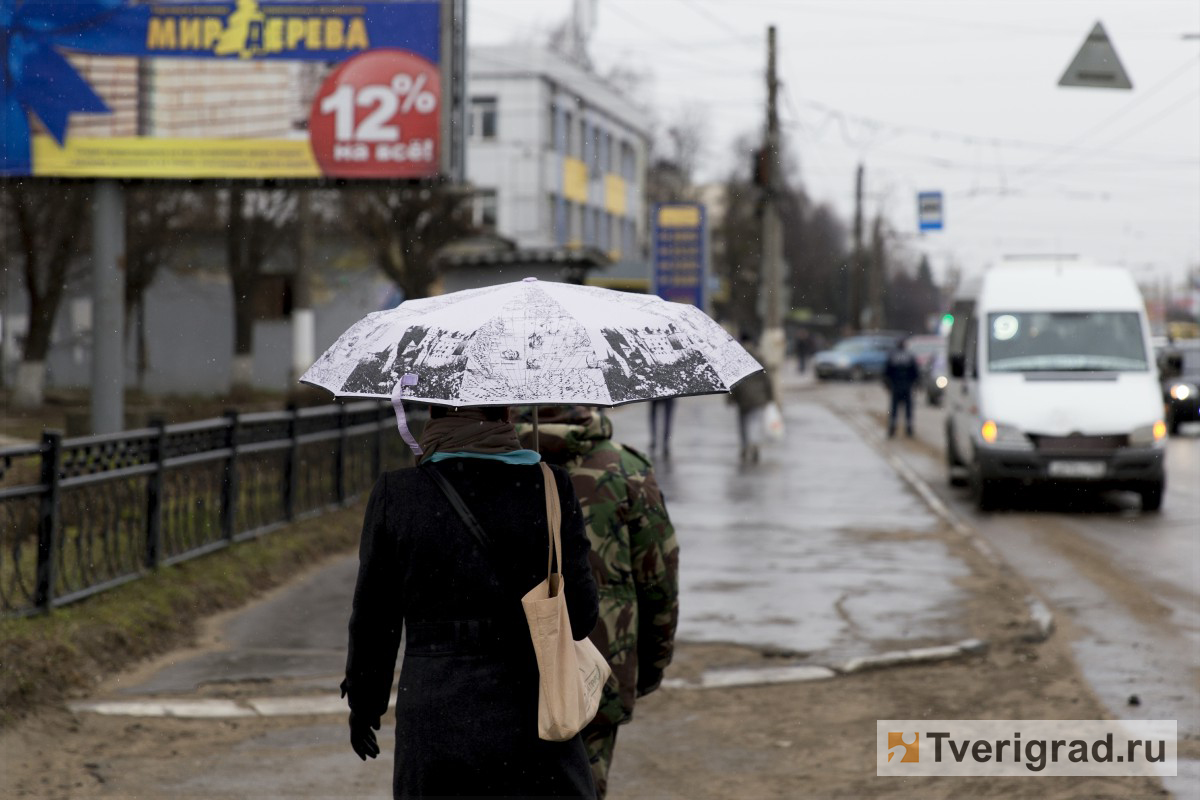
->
117;373;978;700
606;385;969;664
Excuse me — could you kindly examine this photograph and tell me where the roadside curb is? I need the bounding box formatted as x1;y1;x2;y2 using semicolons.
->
660;637;989;691
69;635;997;713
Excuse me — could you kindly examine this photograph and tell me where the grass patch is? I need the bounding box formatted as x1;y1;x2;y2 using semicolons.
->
0;500;364;729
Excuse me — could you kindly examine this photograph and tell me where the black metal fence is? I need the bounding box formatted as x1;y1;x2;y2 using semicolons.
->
0;402;414;616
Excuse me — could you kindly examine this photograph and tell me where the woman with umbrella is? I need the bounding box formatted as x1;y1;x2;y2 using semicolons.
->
305;278;761;797
340;402;600;797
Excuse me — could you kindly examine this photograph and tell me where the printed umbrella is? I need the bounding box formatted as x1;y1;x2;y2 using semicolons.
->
302;277;762;408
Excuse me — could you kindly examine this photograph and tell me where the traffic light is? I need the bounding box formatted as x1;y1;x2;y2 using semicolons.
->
752;148;769;187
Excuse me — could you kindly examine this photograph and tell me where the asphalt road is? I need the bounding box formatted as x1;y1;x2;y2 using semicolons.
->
819;376;1200;797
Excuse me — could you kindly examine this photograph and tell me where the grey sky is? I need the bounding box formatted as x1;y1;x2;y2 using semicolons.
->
469;0;1200;286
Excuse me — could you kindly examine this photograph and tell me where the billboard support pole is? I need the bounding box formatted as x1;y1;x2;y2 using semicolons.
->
291;189;315;387
91;179;125;435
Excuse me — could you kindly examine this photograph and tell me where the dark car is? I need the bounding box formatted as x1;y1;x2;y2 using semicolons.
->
905;334;944;383
813;334;902;381
1159;340;1200;434
925;349;949;406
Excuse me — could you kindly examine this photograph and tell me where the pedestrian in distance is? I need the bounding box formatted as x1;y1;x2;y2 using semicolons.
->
518;405;680;799
794;328;811;373
883;337;920;438
648;397;676;458
342;404;600;799
728;334;775;463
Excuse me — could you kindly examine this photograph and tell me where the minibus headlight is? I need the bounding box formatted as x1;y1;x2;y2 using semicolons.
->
1130;421;1167;446
979;420;1031;449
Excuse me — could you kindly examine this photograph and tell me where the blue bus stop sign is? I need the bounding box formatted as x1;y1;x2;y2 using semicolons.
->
918;191;943;231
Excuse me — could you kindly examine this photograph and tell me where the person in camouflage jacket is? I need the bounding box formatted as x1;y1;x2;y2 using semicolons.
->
517;405;680;798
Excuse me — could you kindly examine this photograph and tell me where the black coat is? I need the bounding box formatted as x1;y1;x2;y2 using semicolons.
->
343;459;600;799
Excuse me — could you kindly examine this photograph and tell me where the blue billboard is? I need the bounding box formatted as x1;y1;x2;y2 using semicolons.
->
653;203;706;308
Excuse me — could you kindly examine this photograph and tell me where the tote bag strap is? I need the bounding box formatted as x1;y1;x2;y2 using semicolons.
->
539;463;563;580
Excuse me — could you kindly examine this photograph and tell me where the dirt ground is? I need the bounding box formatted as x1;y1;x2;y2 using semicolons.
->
0;634;1168;799
0;532;1171;799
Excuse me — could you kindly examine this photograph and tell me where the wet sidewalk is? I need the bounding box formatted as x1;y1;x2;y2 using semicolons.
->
606;375;972;666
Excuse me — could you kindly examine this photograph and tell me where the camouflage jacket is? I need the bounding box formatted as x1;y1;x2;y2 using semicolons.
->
518;410;680;725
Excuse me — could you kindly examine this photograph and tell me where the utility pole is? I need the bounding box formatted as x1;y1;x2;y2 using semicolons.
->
868;212;885;330
848;163;864;332
758;25;786;398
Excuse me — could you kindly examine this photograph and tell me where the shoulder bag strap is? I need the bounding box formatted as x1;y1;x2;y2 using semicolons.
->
539;462;562;580
421;464;495;560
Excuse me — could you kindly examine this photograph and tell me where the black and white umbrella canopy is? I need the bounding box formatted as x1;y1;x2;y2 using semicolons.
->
301;278;762;407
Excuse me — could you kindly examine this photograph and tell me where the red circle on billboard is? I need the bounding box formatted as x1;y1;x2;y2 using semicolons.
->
309;49;441;179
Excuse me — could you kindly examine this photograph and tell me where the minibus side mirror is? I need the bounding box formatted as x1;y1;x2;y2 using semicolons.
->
949;353;965;378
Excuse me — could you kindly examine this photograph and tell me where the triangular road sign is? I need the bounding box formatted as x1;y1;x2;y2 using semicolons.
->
1059;21;1133;89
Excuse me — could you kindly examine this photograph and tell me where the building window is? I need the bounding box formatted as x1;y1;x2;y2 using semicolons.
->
620;141;636;180
564;110;575;156
568;201;582;245
589;124;602;173
474;188;497;231
547;103;557;150
599;211;610;251
470;96;497;140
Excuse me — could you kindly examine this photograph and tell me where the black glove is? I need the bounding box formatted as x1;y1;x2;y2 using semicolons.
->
348;711;381;761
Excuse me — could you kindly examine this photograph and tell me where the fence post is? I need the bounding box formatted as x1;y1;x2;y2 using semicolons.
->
220;410;240;541
35;431;63;612
284;403;299;521
144;416;166;570
335;403;348;505
372;402;385;480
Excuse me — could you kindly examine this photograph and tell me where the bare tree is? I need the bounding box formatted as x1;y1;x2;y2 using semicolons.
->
225;186;298;391
0;179;90;407
339;184;475;302
664;103;709;186
125;184;209;390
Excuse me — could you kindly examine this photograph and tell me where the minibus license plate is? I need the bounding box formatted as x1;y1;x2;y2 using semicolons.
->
1048;460;1105;478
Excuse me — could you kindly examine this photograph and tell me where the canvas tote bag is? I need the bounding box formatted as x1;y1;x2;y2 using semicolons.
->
522;463;612;742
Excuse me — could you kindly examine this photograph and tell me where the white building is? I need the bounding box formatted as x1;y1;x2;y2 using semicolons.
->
465;46;650;265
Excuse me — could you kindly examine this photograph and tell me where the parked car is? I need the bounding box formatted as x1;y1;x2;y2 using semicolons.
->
1159;340;1200;434
813;334;901;381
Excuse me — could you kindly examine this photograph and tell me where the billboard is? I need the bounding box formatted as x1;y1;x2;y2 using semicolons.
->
1;0;460;180
652;203;706;308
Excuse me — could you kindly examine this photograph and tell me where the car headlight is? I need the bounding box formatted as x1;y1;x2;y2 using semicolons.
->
1130;421;1167;446
1169;383;1196;401
935;376;948;389
979;420;1032;450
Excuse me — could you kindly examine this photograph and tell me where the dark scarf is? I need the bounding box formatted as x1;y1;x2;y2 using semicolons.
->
417;408;521;463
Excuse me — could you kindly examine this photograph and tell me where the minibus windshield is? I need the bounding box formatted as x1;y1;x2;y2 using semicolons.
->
987;311;1148;372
